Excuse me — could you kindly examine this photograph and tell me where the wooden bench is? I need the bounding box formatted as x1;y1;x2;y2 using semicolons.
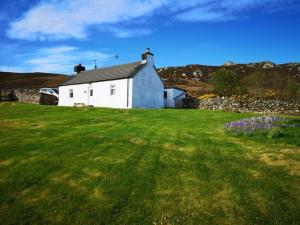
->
74;103;86;107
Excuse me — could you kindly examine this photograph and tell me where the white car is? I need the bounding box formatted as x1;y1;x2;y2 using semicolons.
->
39;88;59;98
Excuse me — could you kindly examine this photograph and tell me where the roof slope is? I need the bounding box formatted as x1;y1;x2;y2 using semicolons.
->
61;61;145;86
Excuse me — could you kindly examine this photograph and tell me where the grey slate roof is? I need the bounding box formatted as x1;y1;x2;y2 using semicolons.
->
61;61;145;86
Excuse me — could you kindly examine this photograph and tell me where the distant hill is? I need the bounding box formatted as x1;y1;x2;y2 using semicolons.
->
159;62;300;97
0;72;70;90
1;61;300;98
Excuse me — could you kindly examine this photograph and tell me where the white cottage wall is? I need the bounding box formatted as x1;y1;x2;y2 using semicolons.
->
59;78;132;108
88;79;132;108
132;64;164;109
59;83;90;107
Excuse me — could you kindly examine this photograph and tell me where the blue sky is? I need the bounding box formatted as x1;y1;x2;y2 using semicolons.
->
0;0;299;74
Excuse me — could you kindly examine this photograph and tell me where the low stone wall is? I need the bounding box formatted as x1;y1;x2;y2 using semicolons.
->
39;93;58;105
1;89;58;105
15;89;40;104
182;96;200;108
199;96;300;115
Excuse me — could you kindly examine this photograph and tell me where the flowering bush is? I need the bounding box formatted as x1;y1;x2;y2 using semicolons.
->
199;94;216;100
224;116;286;137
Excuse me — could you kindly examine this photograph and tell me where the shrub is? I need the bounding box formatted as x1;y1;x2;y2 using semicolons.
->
210;69;246;96
199;94;216;100
267;127;284;139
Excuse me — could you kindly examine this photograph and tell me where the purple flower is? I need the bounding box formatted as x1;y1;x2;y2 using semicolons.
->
224;116;285;135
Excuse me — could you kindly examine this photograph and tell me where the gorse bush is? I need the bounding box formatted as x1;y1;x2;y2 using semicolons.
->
199;93;216;100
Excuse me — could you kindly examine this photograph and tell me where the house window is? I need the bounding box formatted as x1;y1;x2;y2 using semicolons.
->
164;91;168;99
110;84;116;95
90;89;93;97
69;89;73;98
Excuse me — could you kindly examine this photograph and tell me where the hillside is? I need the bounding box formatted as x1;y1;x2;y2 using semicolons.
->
0;72;70;90
159;62;300;97
1;61;300;98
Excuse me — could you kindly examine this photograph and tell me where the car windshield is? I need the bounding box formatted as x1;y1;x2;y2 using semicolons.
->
53;89;59;94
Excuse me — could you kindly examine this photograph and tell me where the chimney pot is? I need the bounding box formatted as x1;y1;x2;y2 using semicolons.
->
74;64;86;74
141;48;154;65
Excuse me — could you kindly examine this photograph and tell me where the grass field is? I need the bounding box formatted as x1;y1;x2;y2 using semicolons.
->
0;103;299;225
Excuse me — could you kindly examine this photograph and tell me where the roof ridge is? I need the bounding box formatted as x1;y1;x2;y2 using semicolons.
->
60;61;146;86
83;61;141;73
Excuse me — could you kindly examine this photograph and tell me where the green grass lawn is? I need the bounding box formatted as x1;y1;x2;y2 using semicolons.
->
0;103;299;225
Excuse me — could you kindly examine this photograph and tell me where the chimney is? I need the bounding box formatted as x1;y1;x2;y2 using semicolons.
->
74;64;86;74
141;48;154;66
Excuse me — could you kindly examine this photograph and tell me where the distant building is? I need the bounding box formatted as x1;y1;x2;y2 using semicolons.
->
59;49;186;109
164;87;186;108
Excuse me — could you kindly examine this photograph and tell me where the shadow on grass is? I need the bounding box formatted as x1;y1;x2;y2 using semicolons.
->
0;105;299;225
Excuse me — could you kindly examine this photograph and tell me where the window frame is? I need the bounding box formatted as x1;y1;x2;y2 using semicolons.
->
69;89;74;98
110;84;116;96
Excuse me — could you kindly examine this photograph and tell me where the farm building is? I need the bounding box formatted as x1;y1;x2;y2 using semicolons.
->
59;49;186;109
164;87;186;108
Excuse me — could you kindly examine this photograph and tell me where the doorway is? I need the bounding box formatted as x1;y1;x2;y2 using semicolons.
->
87;87;93;106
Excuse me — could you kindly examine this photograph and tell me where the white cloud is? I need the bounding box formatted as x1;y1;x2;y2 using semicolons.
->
100;26;152;38
175;7;233;22
174;0;285;22
8;0;164;40
220;0;279;9
39;46;78;54
0;45;114;74
7;0;288;40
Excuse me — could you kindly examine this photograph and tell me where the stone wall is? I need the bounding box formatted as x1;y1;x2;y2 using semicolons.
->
15;89;40;104
182;96;200;109
199;96;300;115
1;89;58;105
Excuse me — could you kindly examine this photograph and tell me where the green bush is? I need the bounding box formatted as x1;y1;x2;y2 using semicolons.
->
267;127;284;139
210;68;246;96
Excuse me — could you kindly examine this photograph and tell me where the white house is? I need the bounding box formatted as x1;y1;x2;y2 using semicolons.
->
59;49;187;109
59;49;166;109
164;87;187;108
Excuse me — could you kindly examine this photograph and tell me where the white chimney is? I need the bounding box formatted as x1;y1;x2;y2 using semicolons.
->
141;48;154;66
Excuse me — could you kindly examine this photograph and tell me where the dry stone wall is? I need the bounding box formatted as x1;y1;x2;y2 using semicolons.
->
1;89;57;105
15;89;40;104
199;96;300;115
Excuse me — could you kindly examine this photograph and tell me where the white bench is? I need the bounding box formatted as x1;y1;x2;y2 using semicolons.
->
74;103;86;107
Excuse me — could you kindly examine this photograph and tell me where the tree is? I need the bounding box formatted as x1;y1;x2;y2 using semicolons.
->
210;69;243;96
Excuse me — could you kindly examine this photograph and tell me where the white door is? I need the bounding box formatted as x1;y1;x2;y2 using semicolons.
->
87;87;93;106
